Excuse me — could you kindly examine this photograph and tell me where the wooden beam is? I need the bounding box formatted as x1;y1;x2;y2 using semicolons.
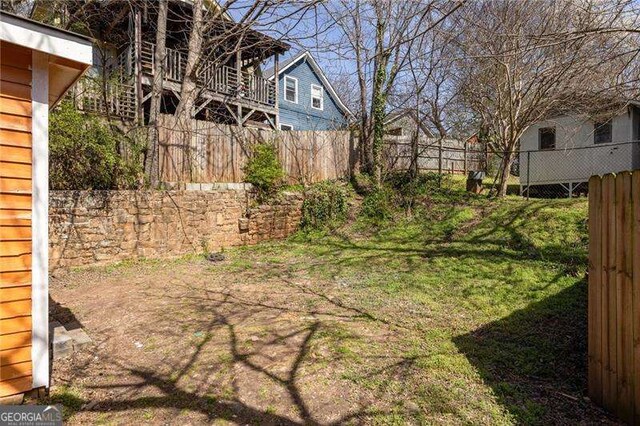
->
274;53;279;128
194;98;214;116
241;109;256;125
134;7;144;125
223;103;238;121
264;113;275;130
236;50;242;126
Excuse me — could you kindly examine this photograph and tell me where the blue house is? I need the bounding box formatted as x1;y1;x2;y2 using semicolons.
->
265;51;353;130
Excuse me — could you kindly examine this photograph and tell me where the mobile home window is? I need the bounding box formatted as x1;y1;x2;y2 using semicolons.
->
539;127;556;150
284;76;298;103
594;120;612;144
311;84;323;110
280;123;293;131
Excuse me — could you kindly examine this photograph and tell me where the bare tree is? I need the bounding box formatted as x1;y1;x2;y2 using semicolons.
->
0;0;31;15
175;0;204;121
324;0;465;185
455;0;637;197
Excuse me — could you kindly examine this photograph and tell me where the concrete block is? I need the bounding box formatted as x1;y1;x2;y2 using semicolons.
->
67;328;92;350
51;329;73;359
49;320;63;335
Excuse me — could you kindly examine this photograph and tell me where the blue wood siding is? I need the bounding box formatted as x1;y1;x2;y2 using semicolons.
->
277;59;348;130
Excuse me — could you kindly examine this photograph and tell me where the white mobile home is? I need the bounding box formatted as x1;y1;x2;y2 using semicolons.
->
519;102;640;196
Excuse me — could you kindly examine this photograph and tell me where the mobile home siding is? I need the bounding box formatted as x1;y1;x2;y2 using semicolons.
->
0;41;34;397
520;109;638;186
277;60;347;130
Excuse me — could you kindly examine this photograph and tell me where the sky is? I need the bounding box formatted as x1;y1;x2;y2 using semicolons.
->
226;1;359;98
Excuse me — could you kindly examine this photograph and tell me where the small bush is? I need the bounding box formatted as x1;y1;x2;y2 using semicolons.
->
50;101;141;189
380;171;439;212
243;143;284;197
301;181;349;229
360;187;394;222
351;172;377;196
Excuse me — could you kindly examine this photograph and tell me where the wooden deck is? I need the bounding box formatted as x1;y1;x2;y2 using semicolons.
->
71;42;278;124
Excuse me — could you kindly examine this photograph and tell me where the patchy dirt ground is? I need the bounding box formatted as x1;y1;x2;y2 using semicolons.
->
45;196;619;425
48;258;423;425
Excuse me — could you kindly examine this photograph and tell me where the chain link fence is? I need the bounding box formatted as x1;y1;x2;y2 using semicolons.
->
493;141;640;198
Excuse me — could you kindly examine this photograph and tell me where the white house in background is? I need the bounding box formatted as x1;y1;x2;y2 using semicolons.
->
519;101;640;196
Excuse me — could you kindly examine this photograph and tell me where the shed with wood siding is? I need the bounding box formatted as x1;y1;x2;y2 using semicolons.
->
0;11;92;398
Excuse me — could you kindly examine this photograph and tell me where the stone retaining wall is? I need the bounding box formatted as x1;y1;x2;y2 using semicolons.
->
49;188;303;269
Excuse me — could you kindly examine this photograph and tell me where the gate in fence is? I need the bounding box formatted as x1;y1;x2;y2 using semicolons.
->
588;171;640;424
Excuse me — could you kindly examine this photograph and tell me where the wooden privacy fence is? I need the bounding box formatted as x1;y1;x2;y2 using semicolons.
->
588;171;640;425
158;115;353;184
383;135;486;174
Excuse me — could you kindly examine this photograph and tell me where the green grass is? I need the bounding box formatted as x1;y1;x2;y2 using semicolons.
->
49;176;596;424
47;385;86;420
232;180;593;424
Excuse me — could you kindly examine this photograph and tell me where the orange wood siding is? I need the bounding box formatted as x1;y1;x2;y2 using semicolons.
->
0;41;33;397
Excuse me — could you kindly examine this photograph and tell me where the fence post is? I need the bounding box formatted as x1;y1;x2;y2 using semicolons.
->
463;139;468;175
526;151;531;200
438;138;443;187
438;138;443;175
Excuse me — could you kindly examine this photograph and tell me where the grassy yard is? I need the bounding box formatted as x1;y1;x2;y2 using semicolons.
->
44;182;616;425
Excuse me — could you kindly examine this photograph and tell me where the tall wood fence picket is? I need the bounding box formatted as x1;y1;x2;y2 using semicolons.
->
588;171;640;425
383;135;486;174
158;115;353;184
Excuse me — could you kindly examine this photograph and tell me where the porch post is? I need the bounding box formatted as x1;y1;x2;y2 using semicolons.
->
134;7;144;125
236;50;242;126
31;50;49;391
274;53;279;129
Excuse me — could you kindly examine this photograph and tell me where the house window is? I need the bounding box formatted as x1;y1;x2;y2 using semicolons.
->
594;120;612;144
311;84;323;110
280;123;293;131
284;75;297;103
539;127;556;150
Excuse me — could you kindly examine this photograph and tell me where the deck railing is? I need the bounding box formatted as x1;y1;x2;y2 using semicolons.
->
74;77;136;120
70;42;277;120
139;42;276;107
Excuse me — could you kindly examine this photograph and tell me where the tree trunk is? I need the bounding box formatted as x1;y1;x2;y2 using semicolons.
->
496;149;515;197
410;126;419;178
175;0;203;121
146;0;168;188
175;0;203;178
359;117;373;175
371;18;389;187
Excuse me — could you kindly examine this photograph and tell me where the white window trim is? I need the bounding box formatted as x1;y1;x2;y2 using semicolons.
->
311;84;324;110
284;75;298;104
280;123;294;131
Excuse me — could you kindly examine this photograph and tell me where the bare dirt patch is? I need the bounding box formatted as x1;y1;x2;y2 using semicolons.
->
47;258;415;425
44;199;618;426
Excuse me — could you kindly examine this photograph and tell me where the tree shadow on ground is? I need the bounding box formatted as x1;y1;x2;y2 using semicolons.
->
453;279;617;425
274;201;586;285
47;274;407;424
